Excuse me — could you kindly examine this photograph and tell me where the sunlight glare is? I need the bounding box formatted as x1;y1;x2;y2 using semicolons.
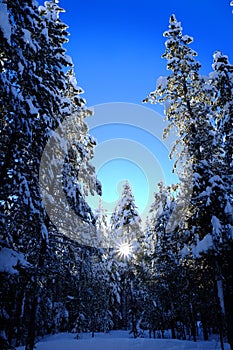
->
117;242;132;259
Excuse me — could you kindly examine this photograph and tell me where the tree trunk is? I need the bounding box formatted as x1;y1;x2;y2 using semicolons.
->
224;260;233;350
201;317;209;341
191;321;197;342
15;289;26;347
215;260;226;350
25;294;38;350
189;302;197;342
225;291;233;350
25;237;47;350
171;324;176;339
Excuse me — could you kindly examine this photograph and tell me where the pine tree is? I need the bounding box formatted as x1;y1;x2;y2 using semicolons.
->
147;183;184;339
144;15;217;246
210;51;233;225
209;50;233;350
144;13;230;252
95;199;110;248
110;181;141;250
144;14;233;349
110;181;142;335
0;1;100;348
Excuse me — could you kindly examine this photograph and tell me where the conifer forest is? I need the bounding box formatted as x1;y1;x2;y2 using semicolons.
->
0;1;233;350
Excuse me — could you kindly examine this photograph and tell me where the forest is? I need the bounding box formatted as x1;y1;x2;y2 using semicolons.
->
0;1;233;350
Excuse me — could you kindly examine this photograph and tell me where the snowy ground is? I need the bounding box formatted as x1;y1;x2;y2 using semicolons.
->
16;331;231;350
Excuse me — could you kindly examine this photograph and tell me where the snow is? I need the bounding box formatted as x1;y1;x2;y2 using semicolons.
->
64;55;73;65
26;98;39;115
156;75;167;90
217;279;225;314
0;247;29;274
16;331;230;350
211;215;222;237
41;223;49;241
224;201;233;215
41;27;49;41
18;61;24;75
22;29;37;51
192;233;214;257
182;34;193;43
164;98;172;112
0;1;11;43
181;244;190;257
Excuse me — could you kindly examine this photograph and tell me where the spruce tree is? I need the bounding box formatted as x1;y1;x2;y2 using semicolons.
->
110;181;142;335
95;199;109;248
110;181;141;250
147;183;185;338
210;50;233;350
144;14;232;348
0;1;100;348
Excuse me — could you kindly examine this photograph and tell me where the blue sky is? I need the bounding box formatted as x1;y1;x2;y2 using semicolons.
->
59;0;233;106
57;0;233;220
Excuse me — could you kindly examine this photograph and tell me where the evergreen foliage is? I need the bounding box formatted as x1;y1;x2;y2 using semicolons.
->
0;1;101;348
144;14;233;350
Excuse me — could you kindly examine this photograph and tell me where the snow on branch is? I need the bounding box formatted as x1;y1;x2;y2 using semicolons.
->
0;2;11;43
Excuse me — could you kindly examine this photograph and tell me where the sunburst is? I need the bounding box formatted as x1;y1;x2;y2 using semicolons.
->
117;242;133;260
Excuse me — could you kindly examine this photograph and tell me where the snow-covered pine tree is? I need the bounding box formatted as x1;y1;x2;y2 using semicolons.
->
110;181;141;250
38;2;101;242
146;182;186;338
210;51;233;224
0;1;53;348
144;14;229;251
94;199;110;248
144;15;231;348
62;68;102;225
133;213;157;336
0;1;100;348
209;50;233;350
143;186;219;342
144;15;217;246
141;217;156;257
110;181;142;335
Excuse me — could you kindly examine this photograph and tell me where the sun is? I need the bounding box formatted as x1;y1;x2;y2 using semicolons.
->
117;242;132;260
